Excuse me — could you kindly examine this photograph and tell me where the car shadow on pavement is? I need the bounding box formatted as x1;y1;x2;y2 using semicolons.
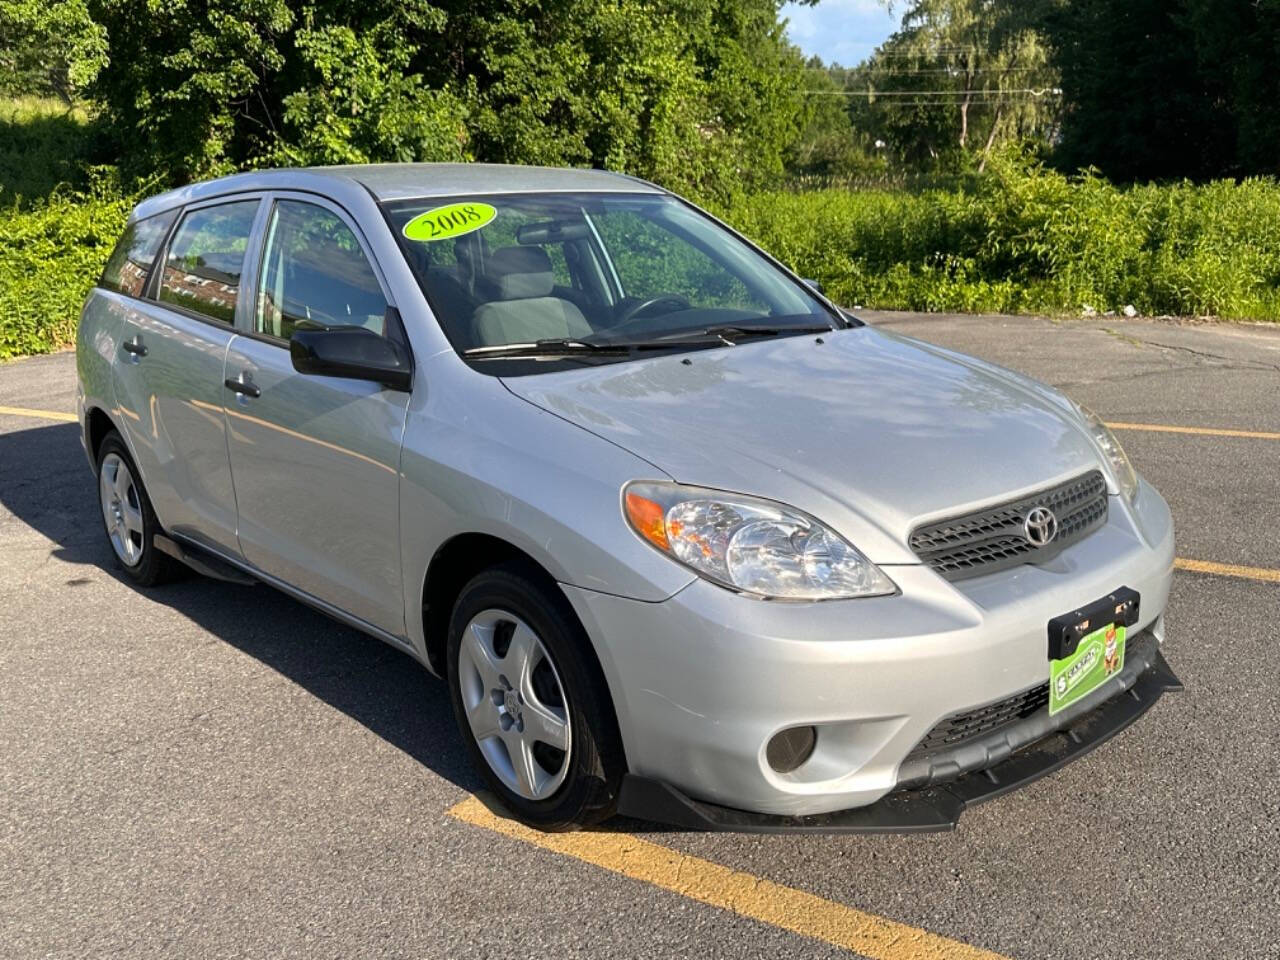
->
0;420;482;796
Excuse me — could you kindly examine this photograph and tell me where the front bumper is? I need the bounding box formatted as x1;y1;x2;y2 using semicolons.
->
564;478;1176;820
614;646;1181;833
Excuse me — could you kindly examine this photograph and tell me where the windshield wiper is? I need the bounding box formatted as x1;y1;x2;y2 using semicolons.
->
463;338;632;359
464;336;731;358
463;323;835;360
650;322;834;346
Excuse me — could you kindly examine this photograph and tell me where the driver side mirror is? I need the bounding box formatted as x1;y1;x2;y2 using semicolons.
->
290;324;413;392
801;277;825;294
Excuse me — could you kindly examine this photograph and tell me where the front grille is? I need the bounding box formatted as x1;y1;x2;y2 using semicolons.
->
905;682;1050;763
909;470;1108;581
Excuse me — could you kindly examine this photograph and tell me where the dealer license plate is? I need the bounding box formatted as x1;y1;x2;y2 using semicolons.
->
1046;587;1140;716
1050;622;1126;715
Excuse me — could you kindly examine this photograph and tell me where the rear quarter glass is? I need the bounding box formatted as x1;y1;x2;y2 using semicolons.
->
99;210;178;298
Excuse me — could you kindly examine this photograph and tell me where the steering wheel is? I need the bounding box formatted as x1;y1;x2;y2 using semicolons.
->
612;294;692;331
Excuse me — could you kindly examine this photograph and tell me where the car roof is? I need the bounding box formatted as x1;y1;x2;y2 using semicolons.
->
130;163;666;222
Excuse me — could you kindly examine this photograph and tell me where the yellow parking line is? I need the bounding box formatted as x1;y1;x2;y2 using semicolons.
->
447;795;1007;960
1175;557;1280;584
1107;421;1280;441
0;404;77;423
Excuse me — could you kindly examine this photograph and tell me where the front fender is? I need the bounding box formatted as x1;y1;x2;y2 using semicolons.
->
398;354;696;661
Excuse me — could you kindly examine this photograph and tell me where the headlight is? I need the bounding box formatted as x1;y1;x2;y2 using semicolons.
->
1078;405;1138;501
624;482;896;600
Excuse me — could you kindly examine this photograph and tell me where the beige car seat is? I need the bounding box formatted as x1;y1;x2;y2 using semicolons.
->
472;246;592;346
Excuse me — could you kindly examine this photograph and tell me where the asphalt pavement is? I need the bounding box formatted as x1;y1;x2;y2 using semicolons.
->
1;313;1277;959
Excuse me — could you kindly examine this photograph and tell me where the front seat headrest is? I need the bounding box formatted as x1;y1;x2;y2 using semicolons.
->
482;246;555;301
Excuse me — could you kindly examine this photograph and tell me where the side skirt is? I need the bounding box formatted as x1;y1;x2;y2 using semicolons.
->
165;532;424;664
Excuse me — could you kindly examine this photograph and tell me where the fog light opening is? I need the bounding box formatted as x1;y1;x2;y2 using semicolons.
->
766;725;817;774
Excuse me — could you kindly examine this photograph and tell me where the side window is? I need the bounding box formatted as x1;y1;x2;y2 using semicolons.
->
99;210;177;298
157;201;259;324
256;200;387;340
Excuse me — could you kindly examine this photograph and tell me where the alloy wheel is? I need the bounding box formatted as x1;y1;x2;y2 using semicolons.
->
99;452;144;567
457;608;572;801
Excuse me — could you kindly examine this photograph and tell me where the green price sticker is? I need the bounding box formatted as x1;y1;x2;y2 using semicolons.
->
403;202;497;242
1049;622;1125;715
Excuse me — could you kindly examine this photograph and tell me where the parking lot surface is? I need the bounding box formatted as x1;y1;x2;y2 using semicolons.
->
2;313;1277;959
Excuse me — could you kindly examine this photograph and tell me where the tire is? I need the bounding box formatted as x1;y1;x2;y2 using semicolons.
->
96;431;184;586
447;562;625;830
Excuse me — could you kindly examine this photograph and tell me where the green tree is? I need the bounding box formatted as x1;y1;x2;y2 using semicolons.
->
83;0;813;202
0;0;107;103
847;0;1059;173
1037;0;1280;181
1038;0;1228;181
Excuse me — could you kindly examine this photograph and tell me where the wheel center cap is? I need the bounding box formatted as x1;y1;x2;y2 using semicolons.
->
503;690;521;719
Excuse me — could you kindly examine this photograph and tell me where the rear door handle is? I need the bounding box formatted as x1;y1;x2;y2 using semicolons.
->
224;375;261;399
122;337;147;358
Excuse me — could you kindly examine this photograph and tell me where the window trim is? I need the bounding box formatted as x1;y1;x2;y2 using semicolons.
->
241;191;398;351
148;194;268;330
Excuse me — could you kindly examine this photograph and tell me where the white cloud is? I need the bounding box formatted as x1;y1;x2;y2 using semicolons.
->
781;0;901;67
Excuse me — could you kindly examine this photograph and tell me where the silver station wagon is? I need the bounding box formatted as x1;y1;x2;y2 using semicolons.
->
76;164;1180;832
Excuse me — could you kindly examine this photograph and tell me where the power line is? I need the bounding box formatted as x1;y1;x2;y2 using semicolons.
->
816;69;1044;75
848;100;1061;107
802;88;1062;96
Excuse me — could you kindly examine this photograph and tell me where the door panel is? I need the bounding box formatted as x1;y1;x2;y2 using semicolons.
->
223;196;409;635
112;300;240;553
223;337;408;633
112;198;262;555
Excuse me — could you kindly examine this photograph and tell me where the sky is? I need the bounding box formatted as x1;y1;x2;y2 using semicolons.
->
781;0;901;67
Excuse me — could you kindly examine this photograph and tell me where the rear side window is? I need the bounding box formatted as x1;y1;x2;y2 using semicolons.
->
99;210;177;298
157;200;260;324
255;200;387;340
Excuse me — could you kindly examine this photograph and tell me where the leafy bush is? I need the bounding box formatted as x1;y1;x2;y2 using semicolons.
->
0;174;128;358
724;154;1280;321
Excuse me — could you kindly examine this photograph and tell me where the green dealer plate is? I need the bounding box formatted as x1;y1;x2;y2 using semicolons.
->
1049;622;1126;715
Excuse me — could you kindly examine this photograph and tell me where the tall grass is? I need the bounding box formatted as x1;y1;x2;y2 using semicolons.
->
0;98;97;207
726;154;1280;321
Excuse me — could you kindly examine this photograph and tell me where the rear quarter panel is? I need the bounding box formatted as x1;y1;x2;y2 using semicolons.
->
75;289;128;459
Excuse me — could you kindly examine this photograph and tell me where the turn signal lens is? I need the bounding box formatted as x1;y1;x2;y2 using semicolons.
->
625;491;669;550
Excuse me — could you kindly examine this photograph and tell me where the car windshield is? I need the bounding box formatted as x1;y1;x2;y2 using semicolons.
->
383;192;839;363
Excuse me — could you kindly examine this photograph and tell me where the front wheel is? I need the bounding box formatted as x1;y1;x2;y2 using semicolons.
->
447;563;625;830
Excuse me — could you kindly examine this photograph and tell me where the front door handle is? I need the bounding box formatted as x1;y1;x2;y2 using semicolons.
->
224;375;261;399
122;336;147;358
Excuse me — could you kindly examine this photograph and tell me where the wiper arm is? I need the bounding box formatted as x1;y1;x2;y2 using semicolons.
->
466;336;729;357
463;324;835;359
661;323;834;345
463;338;631;359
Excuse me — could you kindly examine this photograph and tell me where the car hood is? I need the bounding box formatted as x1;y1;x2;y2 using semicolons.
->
501;326;1107;565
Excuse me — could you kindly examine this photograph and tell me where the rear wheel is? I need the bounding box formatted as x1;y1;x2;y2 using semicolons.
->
447;563;625;830
96;431;183;586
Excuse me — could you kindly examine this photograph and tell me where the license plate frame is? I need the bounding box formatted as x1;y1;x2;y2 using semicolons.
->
1046;587;1140;716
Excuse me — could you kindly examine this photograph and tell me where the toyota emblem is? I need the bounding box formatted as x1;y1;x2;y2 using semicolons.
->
1024;506;1058;547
